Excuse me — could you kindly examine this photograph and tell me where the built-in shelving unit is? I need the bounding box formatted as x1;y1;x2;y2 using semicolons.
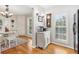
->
0;16;17;53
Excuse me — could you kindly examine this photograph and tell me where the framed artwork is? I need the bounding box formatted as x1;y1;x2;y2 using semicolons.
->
38;16;44;22
38;16;42;22
46;13;51;27
36;13;44;22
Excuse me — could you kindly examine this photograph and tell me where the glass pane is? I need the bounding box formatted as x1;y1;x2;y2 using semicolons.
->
55;15;66;40
29;19;32;34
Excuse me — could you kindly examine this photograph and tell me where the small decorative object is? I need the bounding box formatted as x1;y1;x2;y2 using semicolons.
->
38;16;43;22
5;27;9;32
46;13;51;27
36;13;43;22
11;20;14;23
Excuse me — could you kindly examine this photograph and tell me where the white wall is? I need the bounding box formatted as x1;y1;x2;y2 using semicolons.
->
44;5;79;49
16;15;26;35
15;5;79;49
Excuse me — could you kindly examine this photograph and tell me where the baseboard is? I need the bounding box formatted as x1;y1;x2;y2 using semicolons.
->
19;35;32;39
32;45;36;48
51;42;74;49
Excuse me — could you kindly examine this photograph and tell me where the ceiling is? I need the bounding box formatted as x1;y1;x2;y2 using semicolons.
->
0;5;79;15
0;5;33;15
0;5;61;15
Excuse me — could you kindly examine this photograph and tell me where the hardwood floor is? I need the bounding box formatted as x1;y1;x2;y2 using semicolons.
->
2;36;76;54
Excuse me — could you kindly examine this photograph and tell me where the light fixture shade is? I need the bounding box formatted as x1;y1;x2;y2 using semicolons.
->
0;12;13;18
0;5;13;18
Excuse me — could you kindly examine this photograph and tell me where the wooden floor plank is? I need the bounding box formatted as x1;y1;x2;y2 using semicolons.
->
2;36;76;54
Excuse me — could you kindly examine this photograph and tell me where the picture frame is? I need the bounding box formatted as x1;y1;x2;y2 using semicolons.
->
36;13;44;22
46;13;51;27
38;16;43;22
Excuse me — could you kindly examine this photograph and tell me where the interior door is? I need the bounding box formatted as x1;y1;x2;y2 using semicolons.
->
73;10;79;54
73;14;77;51
77;10;79;54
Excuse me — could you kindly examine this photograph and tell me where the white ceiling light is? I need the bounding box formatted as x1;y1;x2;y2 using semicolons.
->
0;5;13;18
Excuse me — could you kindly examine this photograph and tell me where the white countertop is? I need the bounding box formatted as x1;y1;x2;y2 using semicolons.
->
0;31;16;34
37;31;50;33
